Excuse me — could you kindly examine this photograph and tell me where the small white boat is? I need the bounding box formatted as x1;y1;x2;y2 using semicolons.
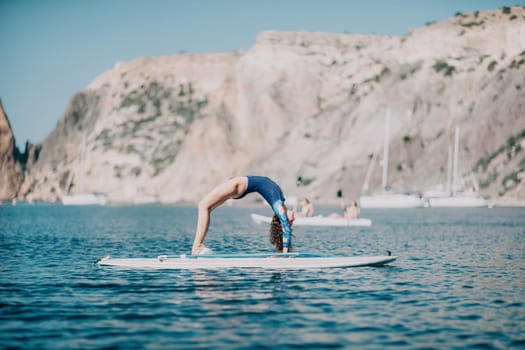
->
428;195;488;208
62;193;107;206
133;196;159;205
359;193;425;209
251;213;372;227
97;252;397;269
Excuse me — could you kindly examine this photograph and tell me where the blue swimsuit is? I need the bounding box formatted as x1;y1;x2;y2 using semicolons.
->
236;176;292;249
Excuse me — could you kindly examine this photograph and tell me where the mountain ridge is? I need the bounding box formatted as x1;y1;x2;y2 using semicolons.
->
2;6;524;205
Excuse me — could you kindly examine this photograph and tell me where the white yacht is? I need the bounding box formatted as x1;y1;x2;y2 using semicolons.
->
63;193;108;206
359;108;425;209
425;126;487;208
62;135;107;206
133;196;159;205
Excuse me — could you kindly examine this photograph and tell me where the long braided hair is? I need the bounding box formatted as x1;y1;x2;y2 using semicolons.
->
269;214;286;252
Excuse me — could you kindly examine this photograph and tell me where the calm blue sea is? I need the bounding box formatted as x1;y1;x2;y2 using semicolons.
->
1;204;524;349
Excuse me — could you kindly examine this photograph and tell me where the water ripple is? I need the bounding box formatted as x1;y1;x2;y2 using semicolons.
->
0;205;524;349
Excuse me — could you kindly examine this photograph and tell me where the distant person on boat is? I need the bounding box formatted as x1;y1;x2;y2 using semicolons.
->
296;197;315;217
329;200;360;220
347;200;360;219
192;176;295;255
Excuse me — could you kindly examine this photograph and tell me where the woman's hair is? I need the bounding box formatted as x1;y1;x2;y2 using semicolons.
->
269;214;284;252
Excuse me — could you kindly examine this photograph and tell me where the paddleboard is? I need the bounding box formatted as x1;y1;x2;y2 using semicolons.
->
251;213;372;227
97;253;397;270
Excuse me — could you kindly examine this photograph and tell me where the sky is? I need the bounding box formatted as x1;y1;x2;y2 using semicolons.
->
1;0;523;145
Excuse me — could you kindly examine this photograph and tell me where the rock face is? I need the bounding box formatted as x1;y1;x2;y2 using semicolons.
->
13;7;525;204
0;99;24;201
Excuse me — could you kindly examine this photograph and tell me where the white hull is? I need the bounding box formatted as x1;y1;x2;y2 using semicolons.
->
428;196;488;208
360;194;424;208
97;254;397;269
422;190;450;198
133;196;159;205
251;213;372;227
62;193;107;206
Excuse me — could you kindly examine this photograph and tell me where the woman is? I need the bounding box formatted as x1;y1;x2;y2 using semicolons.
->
192;176;295;255
296;197;315;217
329;199;360;220
347;200;360;219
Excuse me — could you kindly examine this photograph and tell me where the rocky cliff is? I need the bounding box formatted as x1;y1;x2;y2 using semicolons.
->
11;6;525;204
0;99;24;201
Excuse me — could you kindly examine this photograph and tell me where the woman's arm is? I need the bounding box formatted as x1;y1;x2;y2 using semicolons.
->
271;201;293;253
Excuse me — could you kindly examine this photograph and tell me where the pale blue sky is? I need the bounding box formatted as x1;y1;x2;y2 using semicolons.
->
1;0;523;145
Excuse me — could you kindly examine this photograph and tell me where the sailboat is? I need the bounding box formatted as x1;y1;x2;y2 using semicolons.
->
425;126;487;208
359;108;425;209
133;195;159;205
62;135;107;206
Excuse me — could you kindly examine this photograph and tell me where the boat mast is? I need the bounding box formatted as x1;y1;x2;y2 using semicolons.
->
452;125;460;197
382;108;391;192
362;152;377;194
79;134;86;193
446;141;453;194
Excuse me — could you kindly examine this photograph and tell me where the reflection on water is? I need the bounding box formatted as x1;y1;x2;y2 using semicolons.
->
0;205;524;349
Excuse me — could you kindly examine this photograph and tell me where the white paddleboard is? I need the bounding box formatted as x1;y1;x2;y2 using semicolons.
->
251;213;372;227
97;253;397;270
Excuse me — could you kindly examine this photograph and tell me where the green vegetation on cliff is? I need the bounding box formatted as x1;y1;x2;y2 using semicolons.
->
95;80;208;176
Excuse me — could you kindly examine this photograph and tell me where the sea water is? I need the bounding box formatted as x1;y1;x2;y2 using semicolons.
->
1;204;524;349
